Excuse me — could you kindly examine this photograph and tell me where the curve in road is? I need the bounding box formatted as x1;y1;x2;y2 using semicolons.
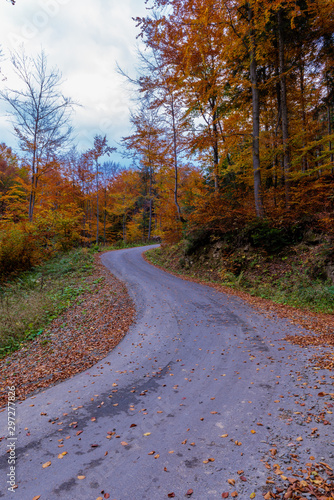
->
0;246;333;499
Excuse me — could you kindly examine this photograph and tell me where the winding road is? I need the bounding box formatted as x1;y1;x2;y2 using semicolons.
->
0;246;333;499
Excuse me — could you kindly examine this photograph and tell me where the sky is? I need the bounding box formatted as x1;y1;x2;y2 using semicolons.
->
0;0;149;165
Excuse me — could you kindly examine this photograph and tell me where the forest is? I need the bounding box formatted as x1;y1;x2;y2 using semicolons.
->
0;0;334;283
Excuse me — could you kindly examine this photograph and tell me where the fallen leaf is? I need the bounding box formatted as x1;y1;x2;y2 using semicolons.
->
42;461;51;469
148;451;155;455
143;432;151;436
77;475;85;480
296;436;303;441
167;493;175;498
251;430;256;434
121;441;128;446
221;434;228;438
154;454;160;459
231;492;238;498
228;479;235;486
250;493;256;499
32;496;41;500
104;494;110;499
263;493;271;500
186;489;194;496
222;494;229;499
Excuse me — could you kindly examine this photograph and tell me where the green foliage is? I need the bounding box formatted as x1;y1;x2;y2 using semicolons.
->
245;220;304;254
0;248;95;358
0;223;41;280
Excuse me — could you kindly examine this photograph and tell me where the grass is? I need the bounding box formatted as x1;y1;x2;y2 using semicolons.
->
0;247;96;358
0;239;158;359
146;245;334;315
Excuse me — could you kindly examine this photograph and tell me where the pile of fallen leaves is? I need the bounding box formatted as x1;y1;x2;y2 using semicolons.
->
263;462;334;499
0;255;135;407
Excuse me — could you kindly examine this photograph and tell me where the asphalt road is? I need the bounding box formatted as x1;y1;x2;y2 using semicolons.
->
0;246;333;499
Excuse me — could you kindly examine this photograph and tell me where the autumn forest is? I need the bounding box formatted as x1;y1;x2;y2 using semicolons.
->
1;0;334;280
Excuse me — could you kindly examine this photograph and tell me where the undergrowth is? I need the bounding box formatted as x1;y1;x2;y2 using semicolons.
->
0;247;96;358
0;240;158;358
146;243;334;315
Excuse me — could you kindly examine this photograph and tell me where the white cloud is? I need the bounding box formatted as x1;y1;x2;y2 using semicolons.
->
0;0;148;164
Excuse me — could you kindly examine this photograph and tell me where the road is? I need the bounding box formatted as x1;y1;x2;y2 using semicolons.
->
0;246;333;499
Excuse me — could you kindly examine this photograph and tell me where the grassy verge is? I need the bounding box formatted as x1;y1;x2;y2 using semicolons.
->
0;240;157;359
146;243;334;315
0;247;96;358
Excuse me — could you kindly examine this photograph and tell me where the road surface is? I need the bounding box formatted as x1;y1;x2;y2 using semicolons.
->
0;246;333;499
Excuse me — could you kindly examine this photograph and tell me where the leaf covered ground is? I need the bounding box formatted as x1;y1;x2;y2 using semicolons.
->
0;254;135;407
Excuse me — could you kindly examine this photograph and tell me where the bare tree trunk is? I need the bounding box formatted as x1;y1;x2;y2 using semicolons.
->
122;196;126;243
103;188;107;245
300;62;308;173
248;5;264;218
148;163;153;241
170;94;182;219
95;161;99;245
278;8;291;206
212;102;220;193
148;199;152;241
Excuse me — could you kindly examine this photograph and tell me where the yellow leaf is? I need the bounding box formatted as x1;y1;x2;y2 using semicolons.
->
42;461;51;469
250;493;256;499
143;432;151;436
77;475;86;480
296;436;303;441
32;496;41;500
221;434;228;438
154;454;160;459
121;441;128;446
251;430;256;434
228;479;235;485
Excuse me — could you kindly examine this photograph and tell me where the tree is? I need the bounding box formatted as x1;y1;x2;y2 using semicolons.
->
0;50;75;221
88;135;116;245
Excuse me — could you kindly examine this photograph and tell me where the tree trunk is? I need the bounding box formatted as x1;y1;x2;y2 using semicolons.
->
148;198;152;241
248;5;264;218
299;61;308;172
95;161;99;245
103;188;107;245
278;8;291;206
212;101;220;193
170;95;182;219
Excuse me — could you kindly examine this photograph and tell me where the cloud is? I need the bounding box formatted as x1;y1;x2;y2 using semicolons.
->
0;0;148;164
